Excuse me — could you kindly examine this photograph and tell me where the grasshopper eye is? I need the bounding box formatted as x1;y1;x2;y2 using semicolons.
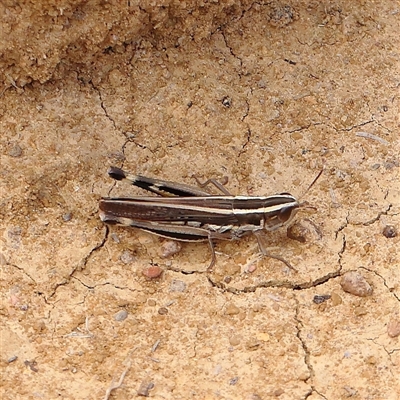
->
264;204;298;231
279;206;296;224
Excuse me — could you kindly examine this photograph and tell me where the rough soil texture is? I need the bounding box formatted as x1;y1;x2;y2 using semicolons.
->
1;1;399;399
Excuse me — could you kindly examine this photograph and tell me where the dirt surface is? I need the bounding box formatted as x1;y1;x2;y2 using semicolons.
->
1;1;399;399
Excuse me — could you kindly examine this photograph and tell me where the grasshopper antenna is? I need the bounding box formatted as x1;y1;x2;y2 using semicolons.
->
298;167;324;203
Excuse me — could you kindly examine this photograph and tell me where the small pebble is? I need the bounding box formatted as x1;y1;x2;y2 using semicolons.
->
0;253;7;265
222;96;232;107
8;356;18;363
142;266;163;279
354;306;368;316
382;225;397;238
160;240;181;258
246;395;262;400
8;144;23;157
24;360;38;372
224;303;240;315
62;212;72;222
229;335;242;346
330;292;343;306
169;279;186;292
340;271;373;297
272;389;285;397
246;263;257;273
343;386;357;397
387;318;400;338
313;294;331;304
366;355;377;365
114;310;128;321
137;381;154;397
158;307;168;315
258;79;267;88
384;158;399;170
108;151;125;162
229;377;239;385
110;233;120;243
256;332;270;342
120;250;136;264
245;339;261;350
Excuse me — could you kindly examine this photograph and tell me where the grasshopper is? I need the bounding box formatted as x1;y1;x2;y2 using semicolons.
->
99;167;322;271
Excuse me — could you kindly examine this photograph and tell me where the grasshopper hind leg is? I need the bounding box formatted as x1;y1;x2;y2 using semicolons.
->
253;231;298;272
206;236;217;272
192;176;232;196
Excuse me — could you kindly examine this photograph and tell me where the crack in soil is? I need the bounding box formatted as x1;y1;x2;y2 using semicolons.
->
334;212;349;241
334;202;393;239
219;28;243;71
206;226;346;293
240;92;251;122
90;80;151;154
238;127;251;158
294;296;329;399
46;226;109;300
360;204;392;226
336;118;375;132
8;262;37;284
207;266;343;293
361;266;400;303
294;297;314;381
89;80;117;131
217;26;253;160
72;275;139;294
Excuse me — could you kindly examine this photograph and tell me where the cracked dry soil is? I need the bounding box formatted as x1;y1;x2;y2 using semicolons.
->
1;1;399;399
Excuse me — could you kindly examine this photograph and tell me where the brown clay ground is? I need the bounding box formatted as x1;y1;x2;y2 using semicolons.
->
1;1;399;399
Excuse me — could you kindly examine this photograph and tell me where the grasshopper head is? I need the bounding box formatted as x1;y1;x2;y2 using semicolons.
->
263;194;300;231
